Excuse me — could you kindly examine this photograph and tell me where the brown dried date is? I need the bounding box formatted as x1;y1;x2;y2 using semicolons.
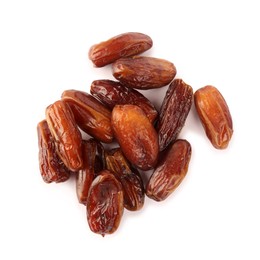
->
88;32;153;67
112;56;176;89
194;85;233;149
87;170;124;236
45;100;83;171
37;120;71;183
111;104;159;170
61;90;113;143
146;139;192;201
90;79;158;124
157;79;193;151
106;148;145;211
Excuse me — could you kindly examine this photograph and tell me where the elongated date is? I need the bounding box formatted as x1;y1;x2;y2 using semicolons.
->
45;100;83;171
112;56;176;89
37;120;71;183
157;79;193;151
194;85;233;149
146;139;192;201
111;105;159;170
106;148;145;211
88;32;153;67
90;79;158;124
87;170;124;236
62;90;113;143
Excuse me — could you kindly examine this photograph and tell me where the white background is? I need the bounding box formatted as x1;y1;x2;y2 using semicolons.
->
0;0;259;259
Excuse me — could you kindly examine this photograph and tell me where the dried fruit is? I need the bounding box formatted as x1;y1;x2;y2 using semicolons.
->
88;32;153;67
45;100;83;171
157;79;193;151
194;85;233;149
37;120;71;183
76;139;105;205
61;90;113;143
112;56;176;89
90;79;158;124
146;139;192;201
111;105;159;170
106;148;145;211
87;170;124;236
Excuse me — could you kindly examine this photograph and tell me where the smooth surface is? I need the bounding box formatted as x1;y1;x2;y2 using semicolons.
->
0;0;260;259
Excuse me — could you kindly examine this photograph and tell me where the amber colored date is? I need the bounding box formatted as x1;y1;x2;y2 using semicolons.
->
61;90;113;143
87;170;124;236
76;139;105;205
111;105;159;170
90;79;158;124
112;56;176;89
45;100;83;171
37;120;71;183
194;85;233;149
146;139;192;201
157;79;193;151
106;148;145;211
88;32;153;67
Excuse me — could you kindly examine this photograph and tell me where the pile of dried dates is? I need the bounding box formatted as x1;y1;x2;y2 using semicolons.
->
37;32;233;236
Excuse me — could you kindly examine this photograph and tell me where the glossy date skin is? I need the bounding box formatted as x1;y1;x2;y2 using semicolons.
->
87;170;124;236
62;90;113;143
146;139;192;201
111;105;159;170
112;56;176;89
90;79;158;124
88;32;153;67
37;120;71;183
106;148;145;211
45;100;83;171
194;86;233;149
157;79;193;151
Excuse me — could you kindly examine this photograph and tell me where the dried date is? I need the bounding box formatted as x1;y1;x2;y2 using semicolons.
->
157;79;193;151
88;32;153;67
194;85;233;149
146;139;192;201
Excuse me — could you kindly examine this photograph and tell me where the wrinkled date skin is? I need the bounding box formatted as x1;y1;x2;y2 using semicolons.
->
106;148;145;211
146;139;192;201
88;32;153;67
157;79;193;151
112;56;176;89
87;170;124;236
62;90;113;143
76;139;105;205
37;120;71;183
45;100;83;171
194;85;233;149
111;105;159;170
90;79;158;124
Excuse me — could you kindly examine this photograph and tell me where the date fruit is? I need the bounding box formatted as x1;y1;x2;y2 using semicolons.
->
111;105;159;170
146;139;192;201
90;79;158;123
45;100;83;171
37;120;71;183
87;170;124;236
157;79;193;151
194;85;233;149
62;90;113;143
106;148;145;211
88;32;153;67
112;56;176;89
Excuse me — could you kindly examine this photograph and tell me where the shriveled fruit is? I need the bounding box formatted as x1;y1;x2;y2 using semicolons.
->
146;139;192;201
194;85;233;149
112;56;176;89
87;170;124;236
88;32;153;67
111;105;159;170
